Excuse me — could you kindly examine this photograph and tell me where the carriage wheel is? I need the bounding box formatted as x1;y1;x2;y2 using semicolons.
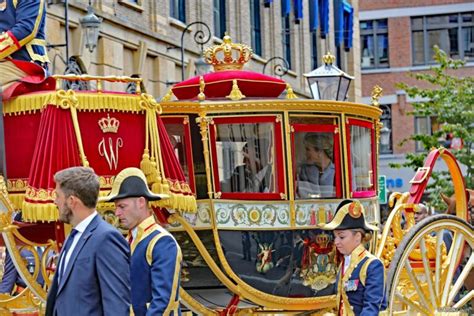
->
386;214;473;315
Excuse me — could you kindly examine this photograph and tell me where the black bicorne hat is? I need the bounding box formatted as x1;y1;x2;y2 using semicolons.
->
100;167;168;202
319;199;378;231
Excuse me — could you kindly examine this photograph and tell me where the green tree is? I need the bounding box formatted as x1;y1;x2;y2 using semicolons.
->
393;46;473;210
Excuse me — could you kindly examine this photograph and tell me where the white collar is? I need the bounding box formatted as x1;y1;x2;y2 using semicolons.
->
74;211;98;233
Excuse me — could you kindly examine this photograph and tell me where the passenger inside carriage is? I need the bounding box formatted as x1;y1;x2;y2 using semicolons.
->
220;138;273;193
297;133;336;198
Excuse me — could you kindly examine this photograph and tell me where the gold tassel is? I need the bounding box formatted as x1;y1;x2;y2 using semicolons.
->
286;83;298;99
226;79;245;101
140;150;153;176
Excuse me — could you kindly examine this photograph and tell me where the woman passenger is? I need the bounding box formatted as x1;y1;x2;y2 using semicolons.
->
320;199;386;315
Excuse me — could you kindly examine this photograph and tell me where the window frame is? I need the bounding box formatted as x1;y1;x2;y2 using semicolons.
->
161;116;196;193
170;0;186;23
290;122;342;199
250;0;262;56
346;118;377;198
213;0;226;39
411;12;474;65
282;14;292;69
360;19;389;69
209;116;285;200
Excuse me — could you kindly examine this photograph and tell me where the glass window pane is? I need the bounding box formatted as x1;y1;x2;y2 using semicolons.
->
413;31;425;64
360;21;373;31
427;28;457;60
350;125;374;192
426;15;451;27
462;27;474;58
376;19;387;30
415;116;429;151
361;35;375;68
216;123;275;193
377;34;389;66
294;132;336;199
412;17;423;30
462;13;473;23
164;123;190;183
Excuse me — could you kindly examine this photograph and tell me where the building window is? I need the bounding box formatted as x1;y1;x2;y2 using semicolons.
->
250;0;262;56
170;0;186;23
282;15;292;69
311;30;318;69
213;0;226;39
412;12;474;65
360;19;388;69
415;116;439;151
379;105;392;154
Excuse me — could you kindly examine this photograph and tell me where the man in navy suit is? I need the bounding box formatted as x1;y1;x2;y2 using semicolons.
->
45;167;130;316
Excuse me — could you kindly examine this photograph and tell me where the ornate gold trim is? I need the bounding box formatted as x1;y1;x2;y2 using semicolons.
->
226;79;245;101
4;92;146;115
161;99;382;120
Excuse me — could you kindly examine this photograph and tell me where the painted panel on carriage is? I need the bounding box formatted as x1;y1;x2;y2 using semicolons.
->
295;202;338;227
218;229;337;297
214;202;290;228
168;202;212;230
294;199;378;227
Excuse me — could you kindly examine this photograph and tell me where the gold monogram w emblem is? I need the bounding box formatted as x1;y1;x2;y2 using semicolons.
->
98;137;123;170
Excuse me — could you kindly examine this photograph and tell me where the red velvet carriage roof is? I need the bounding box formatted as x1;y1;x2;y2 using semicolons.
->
172;70;287;100
171;35;290;101
3;78;196;223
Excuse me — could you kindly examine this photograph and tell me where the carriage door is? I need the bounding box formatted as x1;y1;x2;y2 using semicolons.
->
346;118;376;198
290;119;341;199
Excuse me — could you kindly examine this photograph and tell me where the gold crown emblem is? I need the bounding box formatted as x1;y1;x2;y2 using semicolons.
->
98;114;120;133
315;233;330;248
203;34;253;72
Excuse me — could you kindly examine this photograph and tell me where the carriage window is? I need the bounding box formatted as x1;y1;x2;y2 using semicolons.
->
294;132;336;199
162;117;195;192
349;121;375;195
217;123;274;193
210;117;283;199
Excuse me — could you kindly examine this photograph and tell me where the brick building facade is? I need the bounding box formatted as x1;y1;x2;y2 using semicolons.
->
45;0;361;101
359;0;473;192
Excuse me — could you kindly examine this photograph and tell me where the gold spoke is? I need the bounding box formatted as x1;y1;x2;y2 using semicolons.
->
404;260;433;312
447;254;473;307
453;290;474;309
441;232;464;306
420;236;438;309
435;229;443;298
395;291;431;316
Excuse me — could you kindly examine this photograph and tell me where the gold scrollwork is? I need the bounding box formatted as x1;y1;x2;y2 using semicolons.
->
55;89;78;109
139;93;162;114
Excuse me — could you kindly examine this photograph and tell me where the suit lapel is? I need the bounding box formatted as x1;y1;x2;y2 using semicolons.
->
57;215;100;294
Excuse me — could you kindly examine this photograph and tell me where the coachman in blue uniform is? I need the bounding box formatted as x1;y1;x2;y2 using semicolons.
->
102;168;182;316
320;199;387;315
0;0;49;96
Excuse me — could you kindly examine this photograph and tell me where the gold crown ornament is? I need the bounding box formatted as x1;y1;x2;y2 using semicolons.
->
315;233;330;248
203;34;253;71
98;114;120;133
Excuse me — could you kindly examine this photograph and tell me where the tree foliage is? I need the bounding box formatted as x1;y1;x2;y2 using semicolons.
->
394;46;473;209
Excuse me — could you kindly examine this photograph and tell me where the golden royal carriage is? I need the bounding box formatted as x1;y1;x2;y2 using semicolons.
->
0;36;472;315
